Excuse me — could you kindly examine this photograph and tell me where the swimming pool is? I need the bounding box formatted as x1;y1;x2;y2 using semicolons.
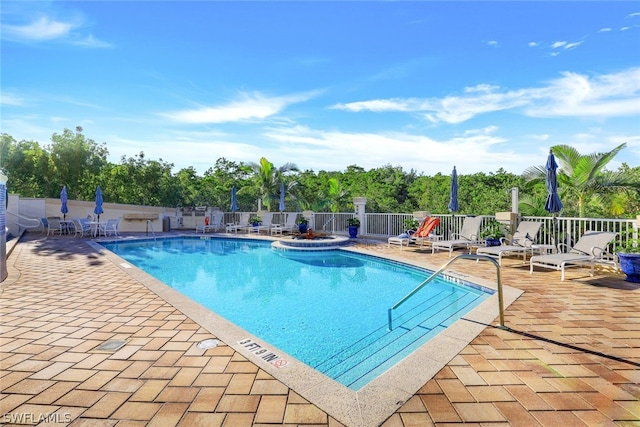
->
101;236;492;390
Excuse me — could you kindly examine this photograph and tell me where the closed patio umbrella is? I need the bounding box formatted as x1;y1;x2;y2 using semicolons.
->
279;182;286;213
94;186;104;224
60;186;68;220
448;166;459;236
544;150;563;246
230;186;238;222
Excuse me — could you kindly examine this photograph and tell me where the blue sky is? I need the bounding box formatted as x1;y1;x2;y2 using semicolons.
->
2;1;639;176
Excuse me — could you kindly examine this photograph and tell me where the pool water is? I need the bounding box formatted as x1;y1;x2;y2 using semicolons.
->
101;237;492;390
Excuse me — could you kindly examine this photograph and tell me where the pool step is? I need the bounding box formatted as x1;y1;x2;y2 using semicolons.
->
316;290;484;389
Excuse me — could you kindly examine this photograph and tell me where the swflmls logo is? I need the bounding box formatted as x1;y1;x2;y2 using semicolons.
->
238;338;289;368
4;413;72;423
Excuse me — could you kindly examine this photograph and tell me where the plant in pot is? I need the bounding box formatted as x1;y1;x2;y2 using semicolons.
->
480;219;506;247
250;215;262;227
403;218;420;235
347;217;361;238
297;217;309;234
616;233;640;283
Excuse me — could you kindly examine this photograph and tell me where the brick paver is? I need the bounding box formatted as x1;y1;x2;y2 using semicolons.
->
1;233;638;426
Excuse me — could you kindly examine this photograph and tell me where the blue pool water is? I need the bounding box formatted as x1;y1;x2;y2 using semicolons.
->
101;237;492;390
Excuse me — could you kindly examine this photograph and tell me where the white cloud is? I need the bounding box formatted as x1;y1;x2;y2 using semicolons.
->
551;41;567;49
2;16;74;41
331;67;640;124
163;91;320;124
598;27;612;33
528;41;538;47
0;93;25;107
486;40;498;47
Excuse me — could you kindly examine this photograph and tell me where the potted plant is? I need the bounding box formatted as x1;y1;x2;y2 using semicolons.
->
250;215;262;227
480;219;506;247
403;218;420;234
616;233;640;283
297;217;309;234
347;217;361;238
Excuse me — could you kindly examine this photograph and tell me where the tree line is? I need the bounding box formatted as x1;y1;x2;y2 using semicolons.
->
1;127;638;218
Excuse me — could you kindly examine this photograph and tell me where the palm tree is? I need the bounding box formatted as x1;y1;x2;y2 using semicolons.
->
523;143;639;217
246;157;298;211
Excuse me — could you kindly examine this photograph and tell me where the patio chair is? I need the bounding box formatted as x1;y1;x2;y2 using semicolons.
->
271;213;298;235
226;212;250;233
46;217;64;236
431;216;484;257
529;230;617;281
71;218;92;237
100;218;121;237
388;216;441;249
476;221;542;265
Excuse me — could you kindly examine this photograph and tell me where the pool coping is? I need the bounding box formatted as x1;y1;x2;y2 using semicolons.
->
89;235;523;427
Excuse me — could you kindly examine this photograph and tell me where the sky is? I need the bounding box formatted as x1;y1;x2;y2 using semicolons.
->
1;1;639;177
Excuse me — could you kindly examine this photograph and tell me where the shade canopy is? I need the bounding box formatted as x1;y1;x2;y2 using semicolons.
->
544;150;563;214
447;166;459;212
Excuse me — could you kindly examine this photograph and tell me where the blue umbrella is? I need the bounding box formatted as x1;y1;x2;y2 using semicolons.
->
279;182;286;213
544;150;563;246
230;186;238;212
544;150;563;214
448;166;459;236
448;166;459;212
60;186;69;220
94;186;104;223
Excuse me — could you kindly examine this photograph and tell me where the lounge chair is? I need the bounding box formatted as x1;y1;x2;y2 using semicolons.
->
196;212;224;233
271;213;298;235
225;212;250;233
388;216;441;249
431;216;484;257
245;212;274;234
476;221;542;265
529;230;617;281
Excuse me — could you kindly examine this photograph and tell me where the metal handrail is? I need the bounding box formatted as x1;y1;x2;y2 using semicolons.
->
387;254;505;331
7;211;41;230
323;216;334;233
146;220;156;238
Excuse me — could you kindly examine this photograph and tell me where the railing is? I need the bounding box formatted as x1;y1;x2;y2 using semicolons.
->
7;211;41;231
146;220;156;238
388;254;505;331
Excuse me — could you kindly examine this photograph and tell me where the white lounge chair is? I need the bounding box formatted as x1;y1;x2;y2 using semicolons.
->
245;212;274;234
476;221;542;265
196;212;224;233
226;212;250;233
529;230;617;281
271;213;298;235
388;216;441;250
431;216;484;257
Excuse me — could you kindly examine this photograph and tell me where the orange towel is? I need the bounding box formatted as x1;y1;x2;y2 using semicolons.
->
414;216;440;238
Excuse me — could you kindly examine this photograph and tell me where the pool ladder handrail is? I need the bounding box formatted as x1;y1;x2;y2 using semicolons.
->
323;216;334;233
146;220;156;239
387;254;505;331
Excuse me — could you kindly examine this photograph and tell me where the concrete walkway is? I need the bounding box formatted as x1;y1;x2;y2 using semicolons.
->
1;232;639;426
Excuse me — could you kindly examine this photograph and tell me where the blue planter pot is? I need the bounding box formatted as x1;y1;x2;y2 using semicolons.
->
348;225;359;238
617;252;640;283
298;224;308;234
485;238;501;247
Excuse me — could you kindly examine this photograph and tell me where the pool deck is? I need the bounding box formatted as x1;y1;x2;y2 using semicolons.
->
1;231;639;426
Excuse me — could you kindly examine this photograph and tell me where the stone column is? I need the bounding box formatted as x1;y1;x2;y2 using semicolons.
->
353;197;367;235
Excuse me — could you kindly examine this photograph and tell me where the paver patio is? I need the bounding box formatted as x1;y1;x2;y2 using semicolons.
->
1;232;639;426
